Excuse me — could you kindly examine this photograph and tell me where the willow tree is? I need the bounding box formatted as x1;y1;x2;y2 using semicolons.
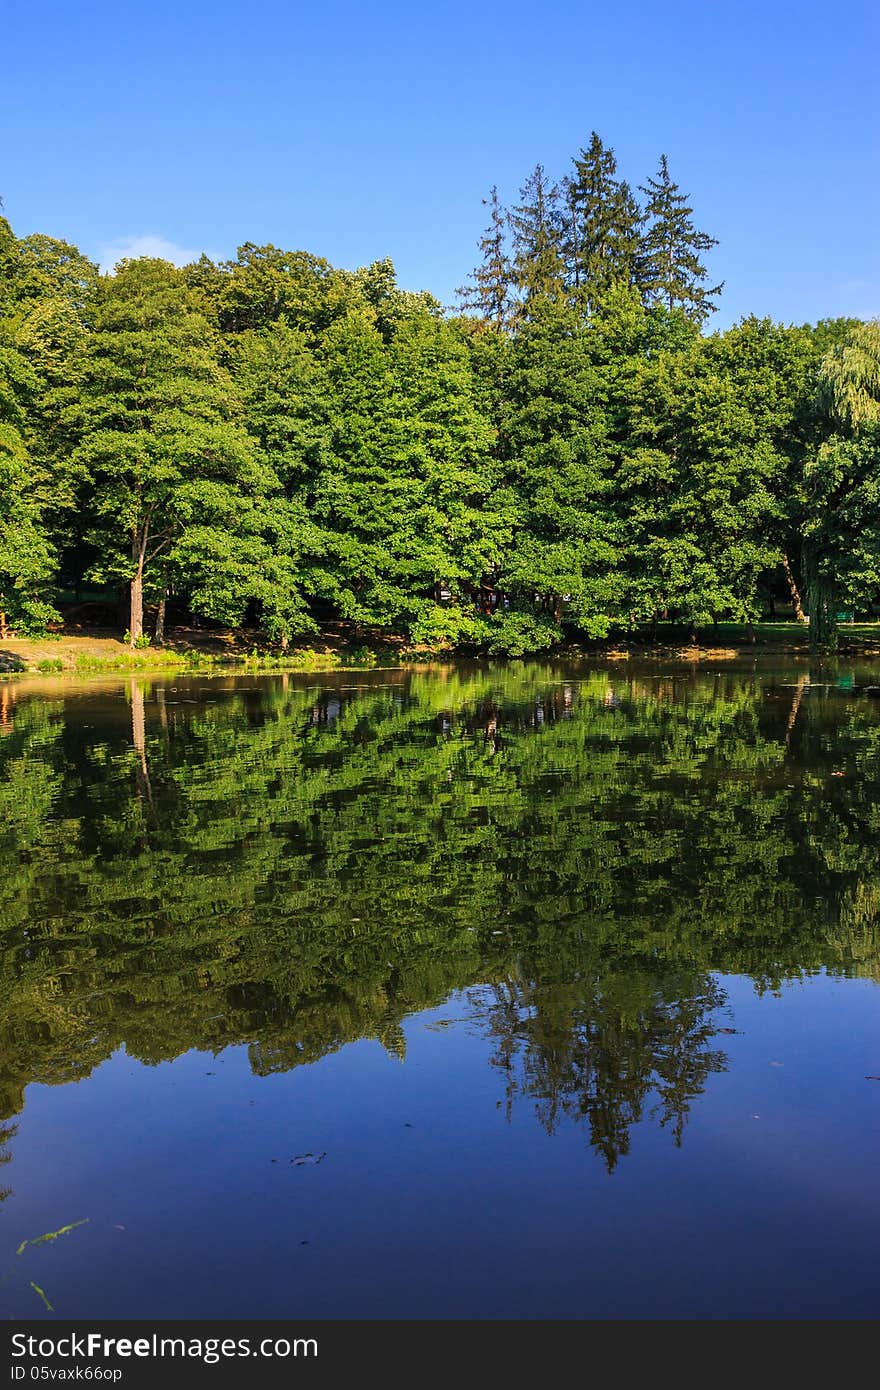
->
805;320;880;647
817;319;880;431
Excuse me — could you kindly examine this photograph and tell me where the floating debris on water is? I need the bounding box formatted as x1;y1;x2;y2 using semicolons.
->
16;1219;90;1257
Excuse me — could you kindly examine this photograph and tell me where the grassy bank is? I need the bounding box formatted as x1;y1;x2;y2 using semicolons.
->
0;627;405;677
4;620;880;678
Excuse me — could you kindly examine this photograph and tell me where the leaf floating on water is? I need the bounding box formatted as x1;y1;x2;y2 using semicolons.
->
16;1218;89;1256
29;1281;54;1312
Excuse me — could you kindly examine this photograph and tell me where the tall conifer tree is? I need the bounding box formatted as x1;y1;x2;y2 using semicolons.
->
508;165;565;312
638;155;722;323
563;133;618;302
457;187;515;331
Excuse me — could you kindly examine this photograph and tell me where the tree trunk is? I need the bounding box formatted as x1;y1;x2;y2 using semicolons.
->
782;553;806;623
0;611;7;640
129;529;147;647
804;546;837;651
155;595;166;645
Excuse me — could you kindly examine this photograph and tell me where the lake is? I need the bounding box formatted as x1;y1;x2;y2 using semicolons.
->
1;660;878;1319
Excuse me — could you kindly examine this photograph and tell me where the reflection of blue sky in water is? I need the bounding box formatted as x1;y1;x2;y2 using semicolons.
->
5;974;878;1320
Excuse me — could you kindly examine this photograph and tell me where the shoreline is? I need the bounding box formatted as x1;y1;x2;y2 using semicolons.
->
5;623;880;679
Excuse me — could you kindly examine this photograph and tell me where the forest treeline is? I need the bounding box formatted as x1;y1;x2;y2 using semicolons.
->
1;133;879;654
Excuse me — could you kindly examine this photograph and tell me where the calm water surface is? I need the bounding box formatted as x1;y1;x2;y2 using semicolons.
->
0;661;878;1318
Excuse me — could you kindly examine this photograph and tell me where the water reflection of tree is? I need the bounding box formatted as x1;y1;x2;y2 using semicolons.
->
1;664;880;1191
471;970;728;1170
0;1122;16;1204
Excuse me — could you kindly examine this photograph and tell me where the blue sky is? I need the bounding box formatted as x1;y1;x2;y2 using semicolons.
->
4;0;878;328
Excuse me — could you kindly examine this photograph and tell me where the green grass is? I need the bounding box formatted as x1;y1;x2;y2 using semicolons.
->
73;650;191;673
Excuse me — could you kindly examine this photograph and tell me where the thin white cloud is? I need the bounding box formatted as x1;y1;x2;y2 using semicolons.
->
97;233;205;274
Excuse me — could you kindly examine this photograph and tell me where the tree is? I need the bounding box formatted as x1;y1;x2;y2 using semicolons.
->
705;316;828;622
508;165;566;313
2;234;98;320
563;133;618;295
496;298;624;651
351;257;442;341
0;216;60;634
61;259;273;644
231;318;332;638
457;186;515;331
618;327;781;631
804;320;880;646
311;305;500;645
817;319;880;431
0;348;57;635
638;155;722;324
563;133;643;308
217;243;359;337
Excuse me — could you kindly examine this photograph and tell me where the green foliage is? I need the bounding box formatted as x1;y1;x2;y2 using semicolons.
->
1;665;879;1172
0;337;59;633
0;171;876;656
456;186;515;330
804;322;880;648
638;154;722;323
818;320;880;432
563;133;643;308
509;165;566;312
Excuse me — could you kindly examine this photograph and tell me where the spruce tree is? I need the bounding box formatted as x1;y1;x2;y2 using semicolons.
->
638;155;722;324
563;135;645;308
562;133;618;303
456;187;515;331
508;165;565;313
608;181;645;293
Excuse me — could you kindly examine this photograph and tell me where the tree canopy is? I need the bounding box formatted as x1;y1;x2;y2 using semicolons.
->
0;135;876;652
